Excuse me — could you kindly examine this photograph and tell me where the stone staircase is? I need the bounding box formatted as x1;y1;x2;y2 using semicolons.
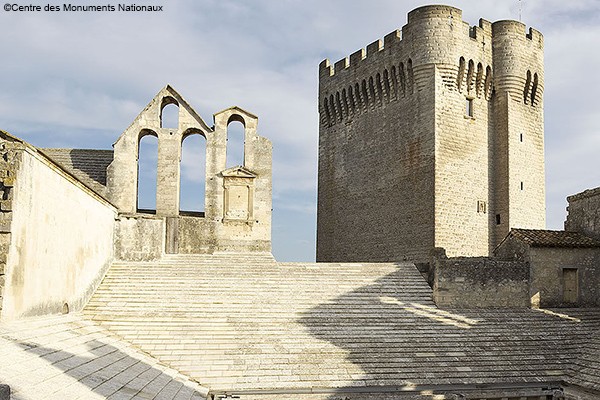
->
84;254;433;392
83;253;600;399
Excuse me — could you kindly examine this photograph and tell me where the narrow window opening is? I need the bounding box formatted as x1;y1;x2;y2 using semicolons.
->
226;119;245;168
160;102;179;129
520;133;523;142
496;214;501;225
137;132;158;213
180;132;206;215
520;181;524;190
466;98;474;117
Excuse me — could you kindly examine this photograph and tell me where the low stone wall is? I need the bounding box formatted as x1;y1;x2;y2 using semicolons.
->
114;215;164;261
1;140;116;320
433;256;530;307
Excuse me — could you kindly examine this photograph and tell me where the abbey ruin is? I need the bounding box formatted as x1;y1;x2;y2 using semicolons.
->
0;5;598;400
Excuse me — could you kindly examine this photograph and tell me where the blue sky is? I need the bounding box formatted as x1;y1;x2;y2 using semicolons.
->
0;1;599;261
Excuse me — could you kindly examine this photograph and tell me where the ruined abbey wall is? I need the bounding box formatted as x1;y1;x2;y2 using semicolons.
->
317;5;545;263
108;86;272;259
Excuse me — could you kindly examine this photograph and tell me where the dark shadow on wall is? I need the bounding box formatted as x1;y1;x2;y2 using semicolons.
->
296;265;593;399
14;338;206;399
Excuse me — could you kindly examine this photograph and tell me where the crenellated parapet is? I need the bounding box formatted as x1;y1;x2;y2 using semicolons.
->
492;20;544;105
319;5;544;126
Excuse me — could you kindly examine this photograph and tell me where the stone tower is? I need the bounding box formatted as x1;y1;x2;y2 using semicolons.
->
316;5;545;263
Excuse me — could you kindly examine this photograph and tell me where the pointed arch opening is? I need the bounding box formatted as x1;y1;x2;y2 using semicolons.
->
407;59;414;94
466;59;475;94
476;63;484;98
137;129;158;213
180;129;206;216
531;73;539;106
484;66;493;100
457;57;466;92
226;115;245;168
524;70;532;104
323;97;331;125
160;97;179;129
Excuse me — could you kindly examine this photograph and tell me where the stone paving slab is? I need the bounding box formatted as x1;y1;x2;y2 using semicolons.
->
0;313;208;400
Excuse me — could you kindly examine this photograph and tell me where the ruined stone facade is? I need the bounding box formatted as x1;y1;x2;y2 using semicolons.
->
317;5;545;263
108;86;272;259
0;86;272;319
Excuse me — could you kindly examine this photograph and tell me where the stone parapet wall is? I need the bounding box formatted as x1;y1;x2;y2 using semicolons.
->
433;254;530;307
0;134;116;320
566;186;600;240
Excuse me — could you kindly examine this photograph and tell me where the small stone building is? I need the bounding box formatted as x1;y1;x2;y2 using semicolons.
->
433;188;600;309
495;228;600;307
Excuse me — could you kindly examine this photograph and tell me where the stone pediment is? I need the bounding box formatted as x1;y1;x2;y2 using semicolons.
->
221;166;257;179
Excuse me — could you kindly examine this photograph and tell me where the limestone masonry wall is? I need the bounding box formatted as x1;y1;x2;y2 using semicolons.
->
433;256;530;308
566;187;600;240
317;5;545;263
0;136;115;320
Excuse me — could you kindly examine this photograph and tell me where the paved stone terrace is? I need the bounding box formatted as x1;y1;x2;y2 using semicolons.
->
0;313;207;399
81;254;600;396
1;254;599;399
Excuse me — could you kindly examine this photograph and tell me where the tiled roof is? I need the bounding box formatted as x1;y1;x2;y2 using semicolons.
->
568;330;600;393
41;148;113;196
508;228;600;248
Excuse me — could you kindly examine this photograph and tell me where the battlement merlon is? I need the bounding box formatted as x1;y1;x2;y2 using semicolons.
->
319;5;542;80
492;20;544;45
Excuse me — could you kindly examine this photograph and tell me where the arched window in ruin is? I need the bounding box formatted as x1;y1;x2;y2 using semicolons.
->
137;130;158;213
226;115;245;168
160;98;179;129
180;129;206;214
